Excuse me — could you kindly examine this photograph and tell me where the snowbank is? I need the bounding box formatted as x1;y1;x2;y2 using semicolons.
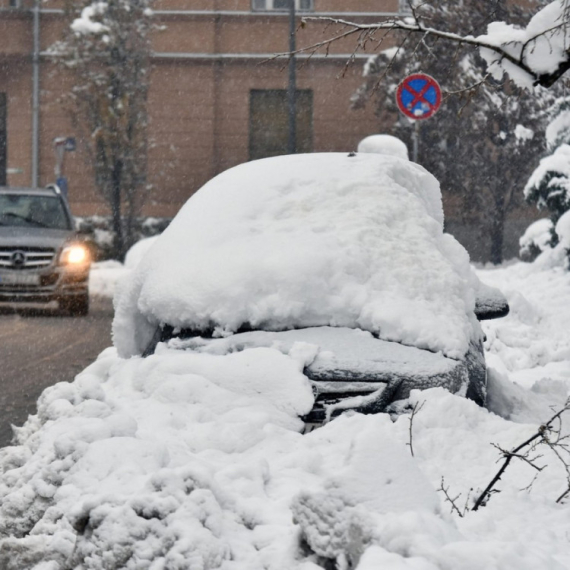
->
0;331;569;568
476;261;570;392
0;258;570;568
114;153;481;359
88;261;129;298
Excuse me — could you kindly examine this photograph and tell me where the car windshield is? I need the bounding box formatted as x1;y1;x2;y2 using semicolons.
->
0;194;70;230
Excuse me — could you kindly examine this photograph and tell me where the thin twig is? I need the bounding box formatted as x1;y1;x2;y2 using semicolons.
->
438;477;466;518
407;400;425;458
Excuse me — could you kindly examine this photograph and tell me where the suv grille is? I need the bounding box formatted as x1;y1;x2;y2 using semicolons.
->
0;247;56;270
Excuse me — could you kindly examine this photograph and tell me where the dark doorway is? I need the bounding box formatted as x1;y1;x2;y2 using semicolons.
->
249;89;313;161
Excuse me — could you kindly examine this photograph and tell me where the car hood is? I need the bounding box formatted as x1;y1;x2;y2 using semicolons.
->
0;226;73;249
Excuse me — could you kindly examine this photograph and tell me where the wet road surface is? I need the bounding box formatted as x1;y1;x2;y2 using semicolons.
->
0;296;114;447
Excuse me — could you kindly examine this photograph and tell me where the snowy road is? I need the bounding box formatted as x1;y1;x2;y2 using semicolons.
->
0;296;114;447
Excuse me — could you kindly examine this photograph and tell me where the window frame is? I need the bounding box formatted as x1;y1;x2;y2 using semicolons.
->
251;0;314;13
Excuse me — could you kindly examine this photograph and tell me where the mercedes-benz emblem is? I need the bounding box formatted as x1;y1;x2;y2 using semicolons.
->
11;251;26;268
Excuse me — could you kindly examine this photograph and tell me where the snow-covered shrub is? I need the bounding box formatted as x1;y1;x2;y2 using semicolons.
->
519;218;554;261
75;216;169;261
519;212;570;268
524;144;570;225
521;97;570;266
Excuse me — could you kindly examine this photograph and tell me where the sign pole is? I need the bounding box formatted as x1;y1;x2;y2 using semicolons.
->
413;121;420;163
395;73;441;163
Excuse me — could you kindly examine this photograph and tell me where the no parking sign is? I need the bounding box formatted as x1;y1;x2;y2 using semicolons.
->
396;73;441;120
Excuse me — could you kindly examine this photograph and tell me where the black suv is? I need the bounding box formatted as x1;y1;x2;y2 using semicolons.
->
0;186;91;315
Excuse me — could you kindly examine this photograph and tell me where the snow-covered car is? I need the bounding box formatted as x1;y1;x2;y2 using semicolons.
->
113;153;508;423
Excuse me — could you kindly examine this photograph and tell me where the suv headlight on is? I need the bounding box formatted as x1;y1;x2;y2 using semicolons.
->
60;244;90;266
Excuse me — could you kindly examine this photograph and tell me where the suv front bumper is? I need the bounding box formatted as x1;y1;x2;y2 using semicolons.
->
0;265;89;304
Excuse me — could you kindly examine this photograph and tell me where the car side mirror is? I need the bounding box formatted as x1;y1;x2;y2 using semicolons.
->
475;281;510;321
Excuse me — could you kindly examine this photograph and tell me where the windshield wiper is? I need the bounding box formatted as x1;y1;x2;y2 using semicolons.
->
1;212;50;228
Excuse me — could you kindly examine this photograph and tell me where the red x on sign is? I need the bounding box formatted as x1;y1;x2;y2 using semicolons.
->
396;74;442;120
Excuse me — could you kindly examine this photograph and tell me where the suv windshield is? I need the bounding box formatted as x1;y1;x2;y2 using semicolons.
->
0;194;70;230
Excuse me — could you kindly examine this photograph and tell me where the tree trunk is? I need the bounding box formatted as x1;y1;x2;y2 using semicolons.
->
111;159;124;260
489;201;506;265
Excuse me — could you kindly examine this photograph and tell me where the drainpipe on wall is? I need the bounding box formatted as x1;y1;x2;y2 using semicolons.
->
287;0;296;155
32;0;40;187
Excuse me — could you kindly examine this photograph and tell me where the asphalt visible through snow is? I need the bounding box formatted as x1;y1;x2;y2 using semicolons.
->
0;296;114;447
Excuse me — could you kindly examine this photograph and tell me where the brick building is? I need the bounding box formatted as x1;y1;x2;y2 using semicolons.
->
0;0;402;216
0;0;542;260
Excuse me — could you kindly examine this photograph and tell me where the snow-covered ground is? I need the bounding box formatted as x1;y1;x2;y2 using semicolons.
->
2;257;570;569
89;260;130;299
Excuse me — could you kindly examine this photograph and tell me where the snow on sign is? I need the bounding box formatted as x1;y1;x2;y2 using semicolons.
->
396;73;441;120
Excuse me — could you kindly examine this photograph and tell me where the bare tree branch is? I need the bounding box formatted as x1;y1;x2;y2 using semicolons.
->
275;14;570;89
473;398;570;511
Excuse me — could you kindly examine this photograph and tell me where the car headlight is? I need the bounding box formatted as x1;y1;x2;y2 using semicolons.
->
60;244;89;265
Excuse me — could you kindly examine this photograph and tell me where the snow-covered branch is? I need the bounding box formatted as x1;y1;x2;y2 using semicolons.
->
299;0;570;89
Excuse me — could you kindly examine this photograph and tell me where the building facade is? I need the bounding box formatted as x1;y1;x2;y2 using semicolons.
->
0;0;400;217
0;0;542;260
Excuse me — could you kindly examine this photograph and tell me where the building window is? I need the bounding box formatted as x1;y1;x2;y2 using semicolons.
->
249;89;313;161
252;0;314;12
0;94;6;186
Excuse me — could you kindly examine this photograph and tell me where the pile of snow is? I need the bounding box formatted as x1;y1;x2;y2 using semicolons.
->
476;261;570;394
114;153;481;359
2;234;570;567
88;261;129;298
356;135;409;160
1;280;570;567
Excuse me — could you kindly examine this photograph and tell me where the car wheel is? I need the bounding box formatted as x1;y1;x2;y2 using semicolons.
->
465;340;487;406
60;292;89;317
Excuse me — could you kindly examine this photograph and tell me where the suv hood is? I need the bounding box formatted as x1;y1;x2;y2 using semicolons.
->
0;227;73;250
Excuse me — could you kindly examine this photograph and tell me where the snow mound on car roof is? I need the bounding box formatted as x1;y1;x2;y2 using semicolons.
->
113;153;480;358
357;134;409;160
